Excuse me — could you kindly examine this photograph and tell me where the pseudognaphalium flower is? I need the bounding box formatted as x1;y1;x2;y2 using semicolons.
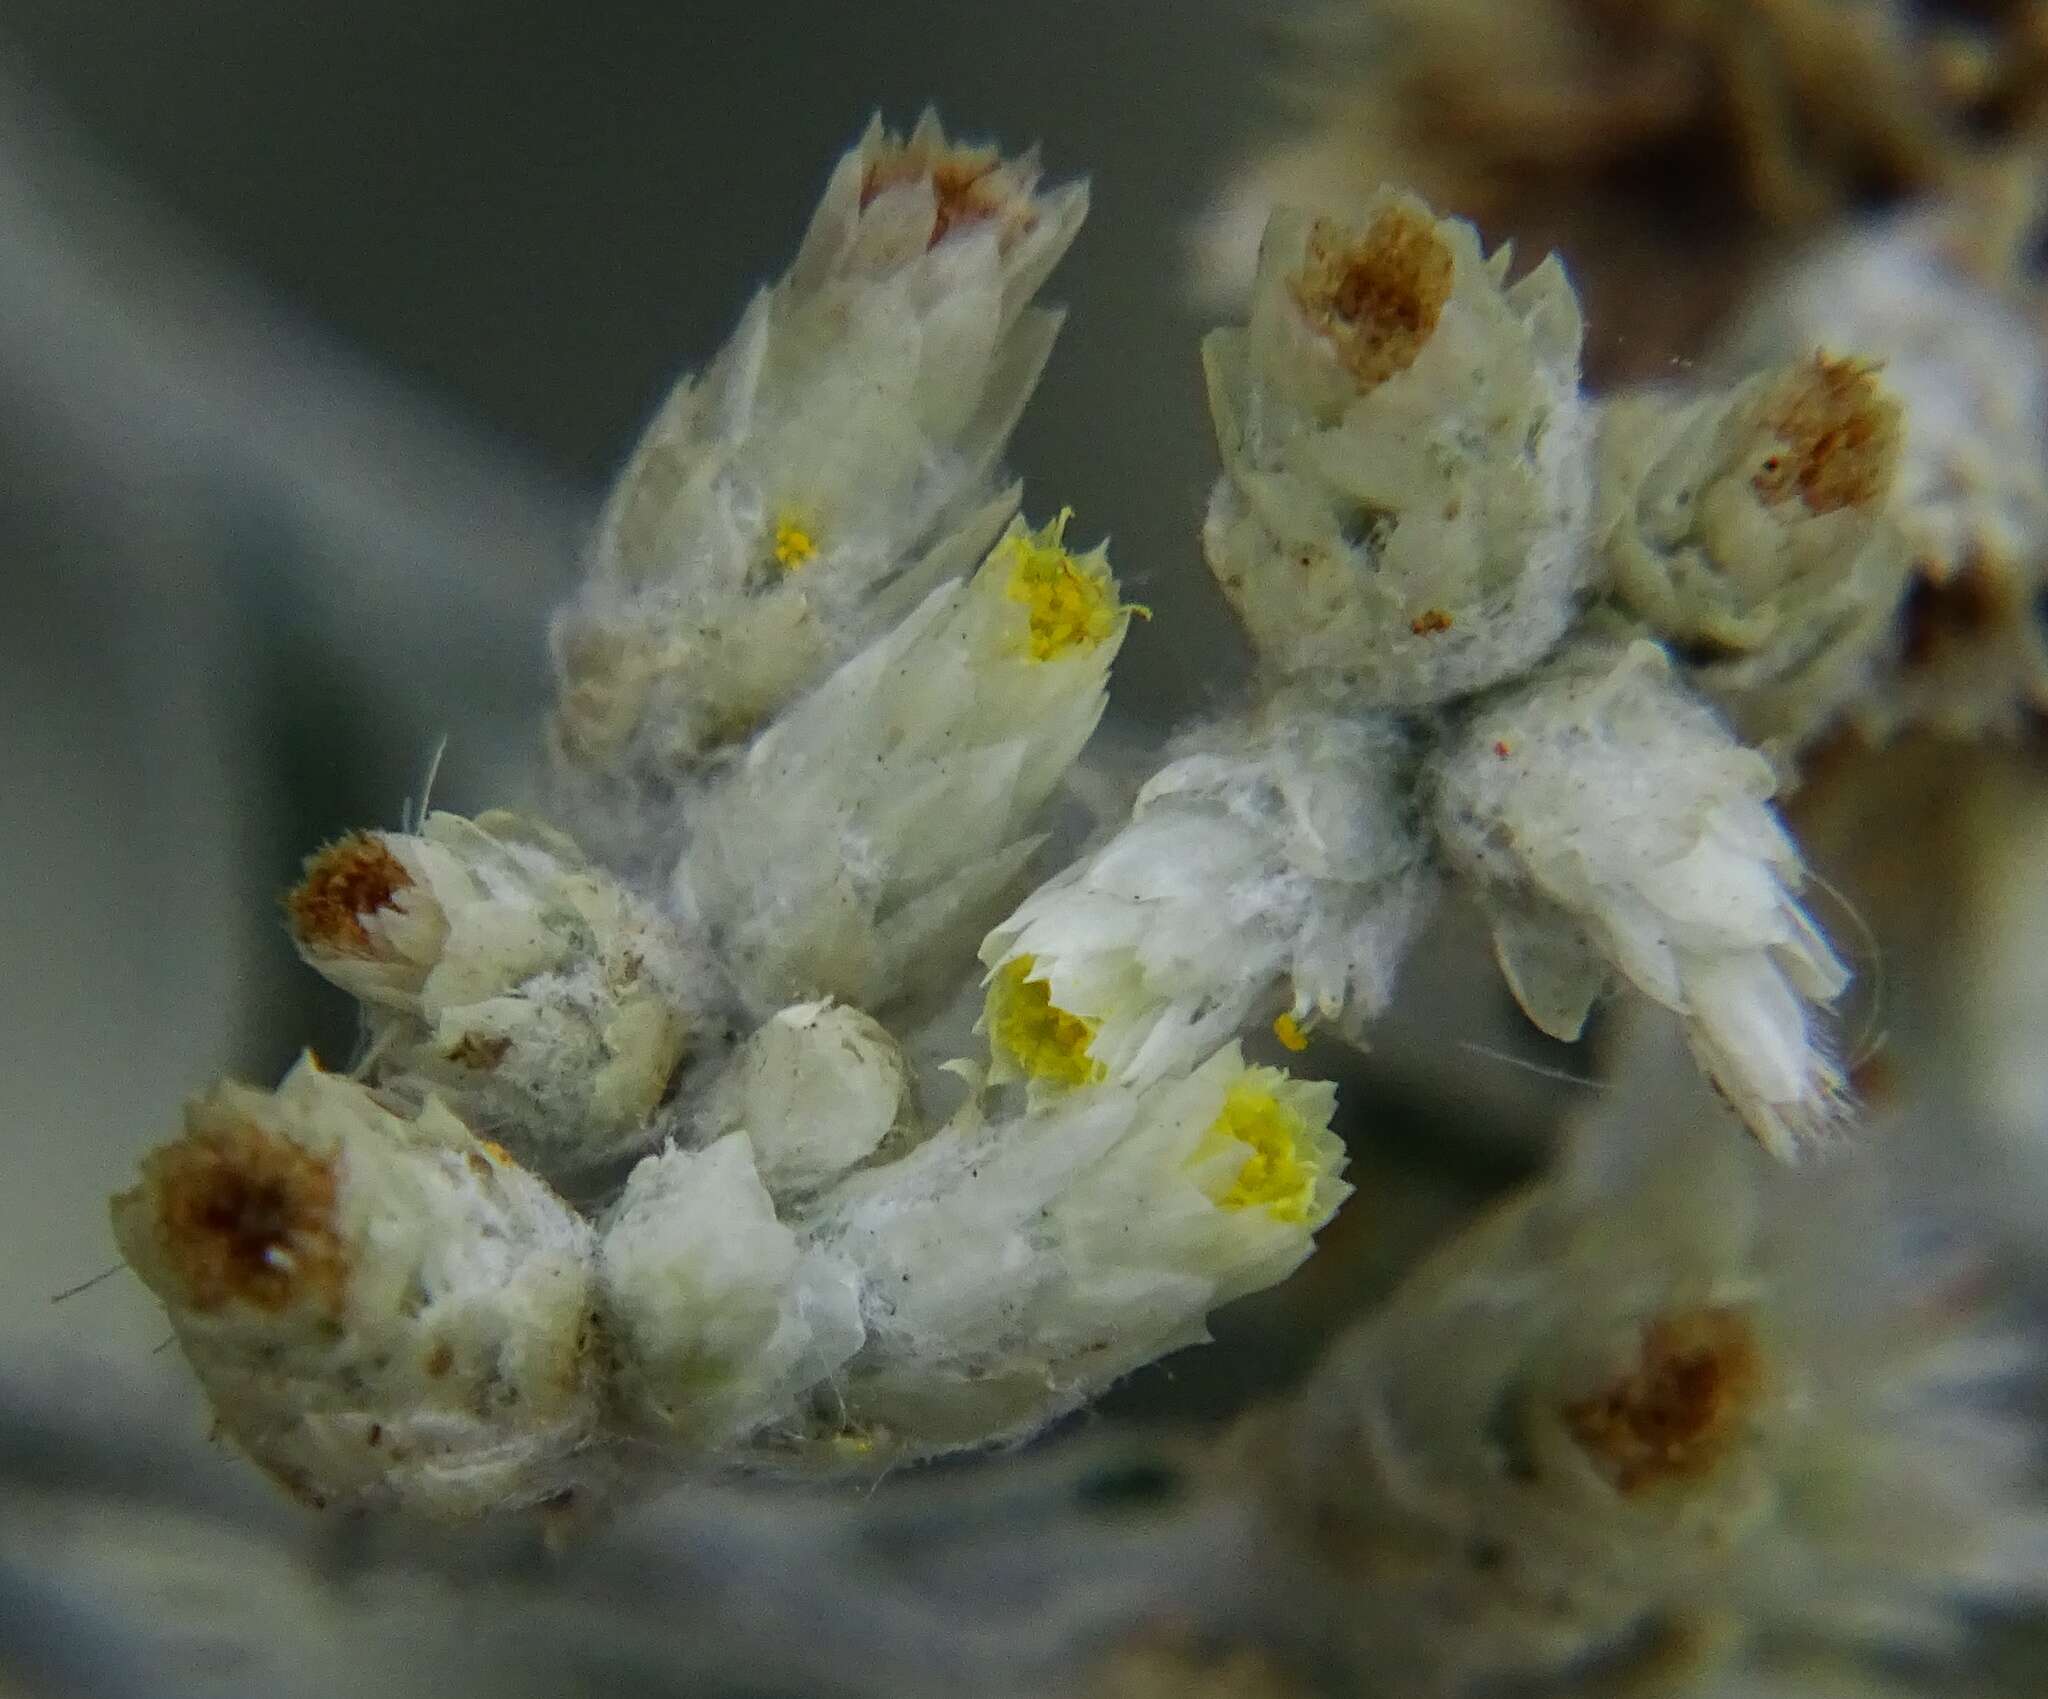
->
112;1059;600;1518
1429;635;1849;1158
551;113;1088;860
114;113;1929;1539
676;511;1138;1016
1255;1044;2048;1695
1597;353;1910;755
981;700;1434;1089
1203;190;1593;705
288;810;702;1179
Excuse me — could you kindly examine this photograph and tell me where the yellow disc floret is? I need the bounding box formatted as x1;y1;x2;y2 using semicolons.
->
999;510;1133;660
986;955;1105;1087
772;515;819;570
1194;1071;1321;1222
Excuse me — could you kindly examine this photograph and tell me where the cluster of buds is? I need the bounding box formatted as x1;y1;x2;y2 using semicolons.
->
113;110;1997;1527
112;118;1351;1517
991;186;1881;1160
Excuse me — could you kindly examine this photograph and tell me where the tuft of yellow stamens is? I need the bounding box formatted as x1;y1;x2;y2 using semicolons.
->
1194;1073;1319;1222
999;510;1135;661
1272;1012;1312;1052
986;955;1105;1087
772;516;819;570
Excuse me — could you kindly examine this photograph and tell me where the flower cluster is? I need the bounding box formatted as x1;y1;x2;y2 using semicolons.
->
112;117;1351;1517
112;111;1959;1526
994;187;1873;1159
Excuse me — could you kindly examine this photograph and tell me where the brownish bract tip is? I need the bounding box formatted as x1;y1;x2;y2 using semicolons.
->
143;1118;348;1315
1290;207;1454;391
1564;1305;1764;1495
288;833;411;957
860;139;1032;250
1752;354;1902;515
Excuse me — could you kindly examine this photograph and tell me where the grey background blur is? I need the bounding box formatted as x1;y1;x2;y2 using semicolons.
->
0;1;1282;1378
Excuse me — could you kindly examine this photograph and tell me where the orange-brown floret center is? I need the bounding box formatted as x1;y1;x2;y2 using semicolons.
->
1563;1305;1765;1494
147;1120;347;1315
288;834;412;957
860;143;1022;249
1291;208;1455;391
1751;353;1902;515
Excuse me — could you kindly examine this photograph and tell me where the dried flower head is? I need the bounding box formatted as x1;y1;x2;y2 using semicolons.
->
1749;354;1903;516
859;125;1036;250
1289;206;1454;390
137;1111;348;1317
287;833;415;959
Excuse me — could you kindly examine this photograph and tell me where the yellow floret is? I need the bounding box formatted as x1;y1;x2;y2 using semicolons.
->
772;516;819;570
998;510;1134;660
986;955;1105;1087
1272;1011;1312;1052
1194;1072;1320;1222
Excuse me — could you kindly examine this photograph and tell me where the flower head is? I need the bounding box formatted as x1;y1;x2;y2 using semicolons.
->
1562;1304;1767;1497
1429;636;1848;1159
1597;354;1909;752
857;120;1040;253
1193;1071;1323;1223
771;514;819;570
981;706;1432;1089
998;509;1132;661
677;510;1127;1015
110;1059;600;1517
985;954;1105;1088
1203;192;1592;704
287;811;700;1178
1748;354;1901;517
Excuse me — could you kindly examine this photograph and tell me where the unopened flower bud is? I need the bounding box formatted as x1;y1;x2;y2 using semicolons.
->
111;1058;600;1517
1203;193;1592;705
289;811;699;1177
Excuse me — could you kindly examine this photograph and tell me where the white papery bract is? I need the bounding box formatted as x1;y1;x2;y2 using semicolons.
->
676;512;1133;1017
550;113;1087;852
981;701;1434;1089
1428;636;1848;1159
806;1044;1348;1451
109;1060;599;1518
698;999;911;1202
598;1133;864;1448
288;810;700;1179
1202;191;1592;705
1597;355;1909;756
1262;1051;2048;1696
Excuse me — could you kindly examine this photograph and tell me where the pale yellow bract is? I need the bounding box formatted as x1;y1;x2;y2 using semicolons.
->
1192;1071;1321;1223
986;954;1105;1086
